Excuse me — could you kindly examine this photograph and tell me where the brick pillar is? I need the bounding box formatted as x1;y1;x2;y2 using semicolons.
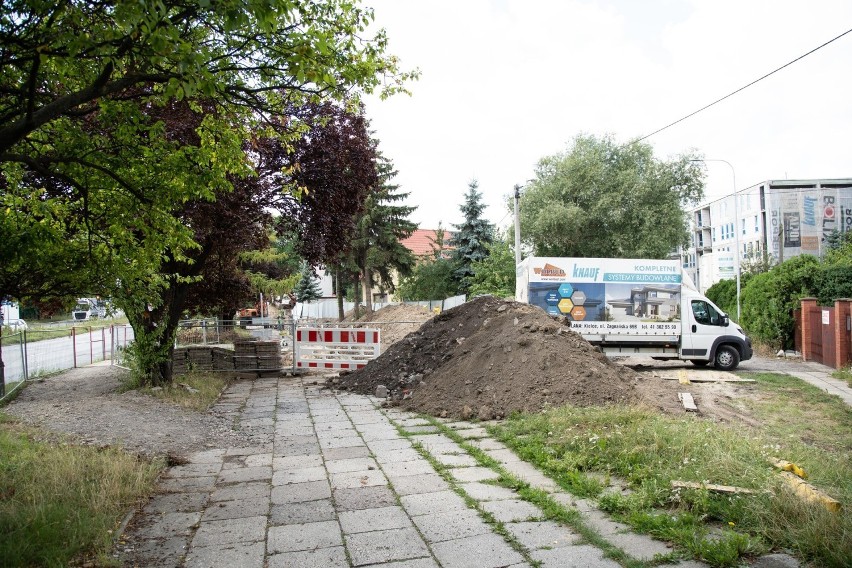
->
835;299;852;368
800;298;819;361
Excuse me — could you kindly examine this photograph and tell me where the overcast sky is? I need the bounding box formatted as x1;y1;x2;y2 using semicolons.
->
361;0;852;234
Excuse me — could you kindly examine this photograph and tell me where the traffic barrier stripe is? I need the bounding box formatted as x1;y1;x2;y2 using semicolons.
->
295;327;381;370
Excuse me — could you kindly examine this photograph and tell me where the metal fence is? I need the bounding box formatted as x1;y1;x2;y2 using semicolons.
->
0;324;134;401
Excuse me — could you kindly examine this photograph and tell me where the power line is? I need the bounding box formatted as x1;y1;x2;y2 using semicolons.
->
634;26;852;144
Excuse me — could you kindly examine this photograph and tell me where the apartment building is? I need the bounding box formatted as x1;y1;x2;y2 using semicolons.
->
684;178;852;291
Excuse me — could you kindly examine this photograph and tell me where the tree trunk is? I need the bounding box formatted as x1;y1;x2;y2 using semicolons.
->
335;270;345;321
361;266;373;318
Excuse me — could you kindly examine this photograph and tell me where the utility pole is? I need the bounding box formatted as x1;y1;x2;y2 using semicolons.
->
514;184;522;267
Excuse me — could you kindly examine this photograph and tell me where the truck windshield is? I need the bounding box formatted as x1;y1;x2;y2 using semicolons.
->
691;300;723;326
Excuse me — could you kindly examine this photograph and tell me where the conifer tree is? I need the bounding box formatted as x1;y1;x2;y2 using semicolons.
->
451;180;494;292
294;262;323;302
349;152;417;316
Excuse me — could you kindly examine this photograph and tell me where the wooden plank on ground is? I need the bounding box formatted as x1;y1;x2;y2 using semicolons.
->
678;392;698;411
662;377;756;383
671;480;756;494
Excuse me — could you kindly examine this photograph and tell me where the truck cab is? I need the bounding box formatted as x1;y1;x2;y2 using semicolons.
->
681;290;752;371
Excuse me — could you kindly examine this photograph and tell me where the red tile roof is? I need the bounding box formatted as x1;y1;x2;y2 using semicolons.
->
401;229;455;258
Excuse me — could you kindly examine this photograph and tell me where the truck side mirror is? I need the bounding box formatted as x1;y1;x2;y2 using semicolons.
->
722;315;729;327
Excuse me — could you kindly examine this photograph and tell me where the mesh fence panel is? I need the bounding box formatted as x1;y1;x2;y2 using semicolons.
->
1;331;26;397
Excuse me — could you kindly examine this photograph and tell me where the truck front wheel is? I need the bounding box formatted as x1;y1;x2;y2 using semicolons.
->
714;345;740;371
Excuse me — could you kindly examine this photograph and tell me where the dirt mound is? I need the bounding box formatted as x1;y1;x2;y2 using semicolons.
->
338;296;647;419
341;303;435;350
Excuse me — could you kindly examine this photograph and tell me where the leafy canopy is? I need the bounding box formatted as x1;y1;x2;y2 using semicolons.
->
520;133;704;258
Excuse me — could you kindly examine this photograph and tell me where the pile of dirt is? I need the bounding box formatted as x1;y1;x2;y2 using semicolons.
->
337;296;649;419
343;303;435;350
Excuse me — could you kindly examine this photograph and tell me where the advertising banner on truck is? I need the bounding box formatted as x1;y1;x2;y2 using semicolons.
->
520;258;682;335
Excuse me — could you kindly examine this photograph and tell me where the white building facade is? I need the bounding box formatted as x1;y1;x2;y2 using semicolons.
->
685;178;852;292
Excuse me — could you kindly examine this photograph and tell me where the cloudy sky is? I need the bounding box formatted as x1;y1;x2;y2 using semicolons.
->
361;0;852;233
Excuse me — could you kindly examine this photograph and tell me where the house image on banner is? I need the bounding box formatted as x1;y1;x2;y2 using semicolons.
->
606;284;681;320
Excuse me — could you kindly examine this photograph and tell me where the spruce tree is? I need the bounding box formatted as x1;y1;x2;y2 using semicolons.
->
349;152;417;315
294;262;323;302
451;179;494;292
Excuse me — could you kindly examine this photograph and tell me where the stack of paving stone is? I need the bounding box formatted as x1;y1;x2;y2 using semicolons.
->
211;347;235;371
255;340;281;376
186;346;214;371
233;339;259;371
171;348;189;375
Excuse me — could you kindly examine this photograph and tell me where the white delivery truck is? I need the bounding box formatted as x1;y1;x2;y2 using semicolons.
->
515;257;752;371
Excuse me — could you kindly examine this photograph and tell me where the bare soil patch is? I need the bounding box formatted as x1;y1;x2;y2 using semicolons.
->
3;364;254;460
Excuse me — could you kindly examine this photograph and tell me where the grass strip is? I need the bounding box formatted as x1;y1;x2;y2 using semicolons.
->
0;415;163;567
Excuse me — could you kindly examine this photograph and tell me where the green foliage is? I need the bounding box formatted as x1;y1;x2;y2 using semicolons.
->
468;236;516;298
705;278;737;320
740;255;819;349
397;257;458;301
451;179;494;291
520;134;704;258
813;264;852;304
1;0;415;384
294;262;323;302
345;151;417;307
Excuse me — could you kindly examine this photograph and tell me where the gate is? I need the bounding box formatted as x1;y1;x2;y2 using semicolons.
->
798;298;851;369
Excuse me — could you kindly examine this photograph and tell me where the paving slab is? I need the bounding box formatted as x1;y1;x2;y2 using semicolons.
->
122;535;189;566
272;454;323;471
329;469;388;489
272;465;327;485
430;532;524;568
339;505;413;534
383;458;436;477
432;453;479;467
184;541;265;568
370;447;422;462
458;481;518;502
481;499;543;523
201;495;269;521
466;438;509;451
531;544;622;567
344;526;431;566
449;466;500;483
364;438;413;452
132;511;201;539
324;456;380;474
333;485;398;511
267;520;343;553
191;515;267;547
270;499;336;525
267;545;349;568
389;473;450;496
164;462;222;478
158;475;217;493
217;466;272;485
271;480;331;504
142;491;208;513
606;531;673;561
411;508;493;543
400;490;468;516
504;521;580;550
322;445;372;460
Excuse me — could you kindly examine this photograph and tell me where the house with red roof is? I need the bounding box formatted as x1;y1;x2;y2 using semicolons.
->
400;228;454;260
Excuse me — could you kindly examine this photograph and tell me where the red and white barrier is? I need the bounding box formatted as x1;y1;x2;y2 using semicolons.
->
295;327;381;370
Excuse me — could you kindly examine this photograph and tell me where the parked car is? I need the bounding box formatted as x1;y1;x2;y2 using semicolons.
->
3;318;28;331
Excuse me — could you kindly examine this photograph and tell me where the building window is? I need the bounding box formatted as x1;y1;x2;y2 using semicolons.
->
741;219;746;235
754;215;759;233
712;228;716;242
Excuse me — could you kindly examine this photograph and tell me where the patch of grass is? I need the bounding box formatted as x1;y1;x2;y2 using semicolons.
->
489;373;852;567
143;371;231;411
832;366;852;388
0;414;163;566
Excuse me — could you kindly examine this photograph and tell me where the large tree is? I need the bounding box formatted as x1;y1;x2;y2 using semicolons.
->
451;179;494;292
0;1;412;384
347;152;417;317
519;134;704;258
468;235;516;298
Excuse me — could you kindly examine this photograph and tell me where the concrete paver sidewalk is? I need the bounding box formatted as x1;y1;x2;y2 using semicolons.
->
121;376;712;567
739;356;852;406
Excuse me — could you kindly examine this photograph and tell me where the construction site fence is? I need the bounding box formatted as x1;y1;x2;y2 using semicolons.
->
292;295;466;320
0;325;134;402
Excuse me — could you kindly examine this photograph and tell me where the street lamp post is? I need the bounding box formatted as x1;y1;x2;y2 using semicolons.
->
513;184;522;267
693;159;741;321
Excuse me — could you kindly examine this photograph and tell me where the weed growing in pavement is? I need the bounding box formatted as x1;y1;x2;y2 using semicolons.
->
142;371;231;411
0;414;163;566
831;366;852;388
488;372;851;568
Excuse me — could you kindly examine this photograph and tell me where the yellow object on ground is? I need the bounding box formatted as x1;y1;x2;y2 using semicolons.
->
773;459;808;479
780;472;841;512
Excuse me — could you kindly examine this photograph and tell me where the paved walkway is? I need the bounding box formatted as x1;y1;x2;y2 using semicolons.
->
739;356;852;407
121;376;708;568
